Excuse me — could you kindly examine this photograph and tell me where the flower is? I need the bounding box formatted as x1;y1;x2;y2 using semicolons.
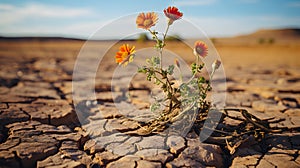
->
164;6;183;25
115;44;136;66
212;59;221;71
211;59;221;77
193;41;208;58
136;12;158;30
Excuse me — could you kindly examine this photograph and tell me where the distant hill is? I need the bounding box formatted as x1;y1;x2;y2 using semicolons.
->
236;28;300;39
0;36;138;42
0;28;299;44
209;28;300;45
0;36;85;42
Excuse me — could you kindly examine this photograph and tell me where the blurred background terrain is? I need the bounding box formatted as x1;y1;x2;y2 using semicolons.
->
0;0;300;167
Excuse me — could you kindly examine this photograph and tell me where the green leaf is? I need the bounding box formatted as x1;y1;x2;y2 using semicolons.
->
161;70;167;78
151;56;160;66
147;74;152;81
198;77;205;83
161;84;167;92
138;67;147;73
150;102;161;112
146;58;151;65
155;78;160;85
167;65;174;75
191;63;197;74
197;63;204;72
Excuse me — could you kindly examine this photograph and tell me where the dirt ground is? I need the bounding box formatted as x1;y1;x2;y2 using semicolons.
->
0;37;299;167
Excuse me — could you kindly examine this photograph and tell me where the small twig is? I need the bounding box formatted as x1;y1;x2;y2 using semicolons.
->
225;137;245;155
241;109;282;133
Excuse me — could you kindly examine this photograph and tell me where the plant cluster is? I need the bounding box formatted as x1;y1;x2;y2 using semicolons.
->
115;6;221;133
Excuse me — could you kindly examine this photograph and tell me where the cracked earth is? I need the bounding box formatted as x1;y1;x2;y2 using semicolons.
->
0;39;300;168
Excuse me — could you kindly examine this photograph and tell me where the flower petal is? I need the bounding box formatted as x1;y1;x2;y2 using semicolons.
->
136;12;158;30
115;44;136;66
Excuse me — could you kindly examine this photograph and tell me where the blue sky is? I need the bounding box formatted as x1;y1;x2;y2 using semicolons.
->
0;0;300;39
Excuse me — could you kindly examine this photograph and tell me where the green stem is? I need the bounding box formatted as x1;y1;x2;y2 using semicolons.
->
163;24;170;42
196;54;199;66
166;76;175;112
199;82;211;107
161;24;171;70
159;49;163;70
149;30;163;70
145;67;179;110
147;24;177;113
153;75;164;84
175;66;183;83
149;30;160;44
210;69;216;79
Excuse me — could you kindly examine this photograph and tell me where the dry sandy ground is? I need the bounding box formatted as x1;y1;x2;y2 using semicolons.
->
0;37;300;167
1;38;299;76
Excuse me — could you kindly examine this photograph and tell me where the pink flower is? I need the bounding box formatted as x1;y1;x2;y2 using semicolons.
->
193;41;208;58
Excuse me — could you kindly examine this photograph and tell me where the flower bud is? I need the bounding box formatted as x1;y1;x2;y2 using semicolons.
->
212;59;221;71
174;59;180;68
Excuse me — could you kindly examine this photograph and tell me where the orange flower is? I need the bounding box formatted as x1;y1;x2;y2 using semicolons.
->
115;44;136;66
136;12;158;30
164;6;183;25
193;41;208;58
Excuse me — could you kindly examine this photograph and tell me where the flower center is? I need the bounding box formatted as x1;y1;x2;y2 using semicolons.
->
143;19;153;27
196;47;203;54
122;52;129;58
